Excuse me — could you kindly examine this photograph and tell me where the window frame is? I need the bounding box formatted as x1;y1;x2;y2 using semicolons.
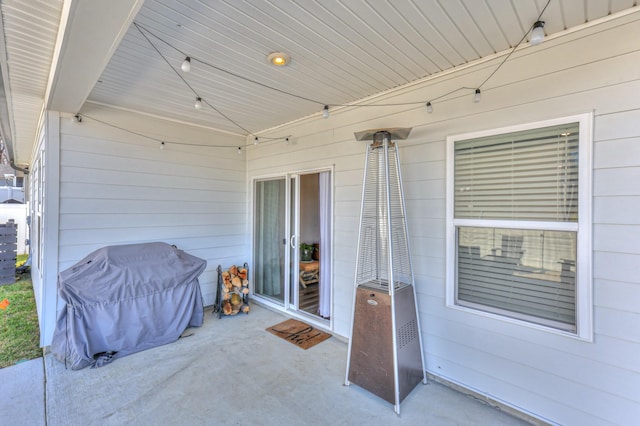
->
445;113;593;341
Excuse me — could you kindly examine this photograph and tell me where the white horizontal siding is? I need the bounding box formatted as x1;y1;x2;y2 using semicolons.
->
57;104;247;317
30;112;59;347
247;11;640;424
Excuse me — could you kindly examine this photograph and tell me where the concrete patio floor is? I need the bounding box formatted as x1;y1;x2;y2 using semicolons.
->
3;304;534;425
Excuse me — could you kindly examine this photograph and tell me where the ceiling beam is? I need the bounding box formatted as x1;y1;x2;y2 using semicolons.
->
45;0;145;113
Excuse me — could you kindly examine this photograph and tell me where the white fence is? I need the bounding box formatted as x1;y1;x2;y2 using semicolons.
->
0;186;25;203
0;204;27;254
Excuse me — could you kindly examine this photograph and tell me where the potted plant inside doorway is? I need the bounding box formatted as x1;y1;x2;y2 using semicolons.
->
299;243;316;262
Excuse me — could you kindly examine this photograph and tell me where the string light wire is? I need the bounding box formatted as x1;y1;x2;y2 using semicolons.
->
134;23;324;106
133;23;253;136
477;0;552;89
134;0;550;114
79;113;290;149
103;4;552;145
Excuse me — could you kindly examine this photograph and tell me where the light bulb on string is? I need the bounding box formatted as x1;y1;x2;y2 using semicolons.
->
237;147;242;155
195;97;203;109
130;20;545;136
160;142;165;150
530;21;545;46
181;57;191;72
254;137;259;145
285;137;290;145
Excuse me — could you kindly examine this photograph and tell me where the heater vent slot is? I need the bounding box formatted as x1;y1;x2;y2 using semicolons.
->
397;319;418;349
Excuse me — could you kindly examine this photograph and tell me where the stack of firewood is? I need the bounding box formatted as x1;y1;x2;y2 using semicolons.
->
220;265;250;315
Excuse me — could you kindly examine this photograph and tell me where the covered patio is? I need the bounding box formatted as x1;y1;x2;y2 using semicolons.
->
1;1;639;423
4;304;531;425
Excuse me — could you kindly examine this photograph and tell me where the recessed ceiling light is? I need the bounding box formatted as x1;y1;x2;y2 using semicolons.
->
267;52;290;66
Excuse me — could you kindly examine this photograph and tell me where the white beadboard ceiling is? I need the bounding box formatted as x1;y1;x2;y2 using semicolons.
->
1;0;639;165
0;0;64;165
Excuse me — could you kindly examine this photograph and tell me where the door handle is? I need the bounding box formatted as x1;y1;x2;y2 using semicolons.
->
290;234;297;249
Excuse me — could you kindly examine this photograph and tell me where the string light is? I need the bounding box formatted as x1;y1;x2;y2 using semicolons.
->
134;23;529;125
181;57;191;72
530;21;545;45
160;141;165;150
80;113;260;152
476;0;551;92
132;2;550;131
237;146;242;155
134;23;254;135
285;137;290;145
254;136;259;145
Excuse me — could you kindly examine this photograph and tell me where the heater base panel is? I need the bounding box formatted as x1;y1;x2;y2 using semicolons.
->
348;285;423;404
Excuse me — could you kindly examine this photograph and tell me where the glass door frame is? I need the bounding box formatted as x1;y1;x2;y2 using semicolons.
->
287;173;299;312
251;167;334;329
251;174;291;308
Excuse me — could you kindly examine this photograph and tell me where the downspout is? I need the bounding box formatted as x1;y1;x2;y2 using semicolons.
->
9;160;29;174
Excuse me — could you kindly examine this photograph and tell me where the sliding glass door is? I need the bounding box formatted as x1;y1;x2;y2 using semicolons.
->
254;171;332;321
253;178;287;304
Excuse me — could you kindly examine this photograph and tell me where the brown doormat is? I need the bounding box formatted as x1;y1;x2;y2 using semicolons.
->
266;319;331;350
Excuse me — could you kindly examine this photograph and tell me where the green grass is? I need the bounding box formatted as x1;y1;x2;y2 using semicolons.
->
0;255;41;368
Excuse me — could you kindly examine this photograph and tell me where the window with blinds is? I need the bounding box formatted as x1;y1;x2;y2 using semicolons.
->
454;123;579;222
446;115;592;337
457;227;576;331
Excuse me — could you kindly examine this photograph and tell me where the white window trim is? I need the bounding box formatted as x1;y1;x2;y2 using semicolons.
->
445;113;593;341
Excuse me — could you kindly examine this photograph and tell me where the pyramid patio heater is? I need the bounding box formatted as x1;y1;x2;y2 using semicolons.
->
345;128;426;415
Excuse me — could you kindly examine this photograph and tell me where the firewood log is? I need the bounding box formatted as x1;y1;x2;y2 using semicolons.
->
238;268;247;279
232;277;242;288
242;279;249;287
222;292;231;301
229;265;238;276
222;301;233;315
241;304;250;314
241;287;249;295
231;293;242;306
222;285;230;293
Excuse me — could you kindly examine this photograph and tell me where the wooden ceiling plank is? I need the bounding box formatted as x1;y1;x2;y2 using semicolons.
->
461;0;511;53
137;3;378;99
560;0;588;28
392;0;466;67
585;0;610;21
146;0;383;99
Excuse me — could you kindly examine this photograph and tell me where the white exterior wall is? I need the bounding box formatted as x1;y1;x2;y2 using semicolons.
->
44;104;247;345
247;11;640;425
30;110;60;347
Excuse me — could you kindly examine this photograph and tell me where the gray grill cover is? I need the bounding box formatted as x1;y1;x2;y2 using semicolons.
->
51;242;206;370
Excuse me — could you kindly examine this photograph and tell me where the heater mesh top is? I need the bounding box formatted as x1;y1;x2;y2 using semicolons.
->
355;139;412;291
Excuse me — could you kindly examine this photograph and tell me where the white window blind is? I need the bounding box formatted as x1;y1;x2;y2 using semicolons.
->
454;123;579;222
457;227;576;330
